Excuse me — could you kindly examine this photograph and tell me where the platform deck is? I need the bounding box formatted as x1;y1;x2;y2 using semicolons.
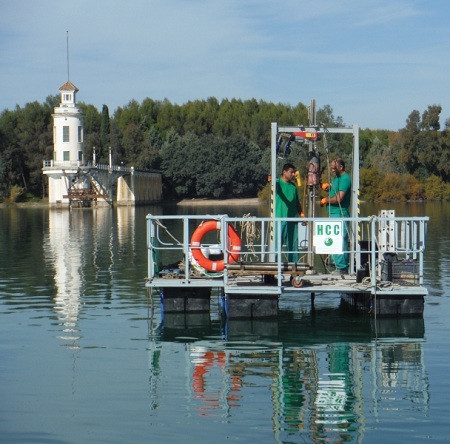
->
146;272;428;297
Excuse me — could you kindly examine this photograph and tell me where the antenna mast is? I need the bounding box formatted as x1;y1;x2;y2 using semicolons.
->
66;30;70;81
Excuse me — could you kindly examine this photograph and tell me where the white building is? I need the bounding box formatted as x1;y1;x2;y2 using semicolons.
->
43;81;88;206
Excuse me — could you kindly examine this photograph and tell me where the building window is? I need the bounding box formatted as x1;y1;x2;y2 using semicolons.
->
78;126;83;143
63;126;70;142
63;151;70;161
78;151;83;162
64;94;71;101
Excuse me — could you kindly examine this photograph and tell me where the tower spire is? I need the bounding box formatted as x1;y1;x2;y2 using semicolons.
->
66;30;70;82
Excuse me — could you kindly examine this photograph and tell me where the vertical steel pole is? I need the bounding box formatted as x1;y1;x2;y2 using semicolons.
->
269;122;278;262
352;124;360;272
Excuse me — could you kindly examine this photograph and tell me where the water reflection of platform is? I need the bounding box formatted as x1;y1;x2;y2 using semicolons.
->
149;305;428;443
370;316;425;339
157;309;425;343
161;312;214;340
225;319;279;339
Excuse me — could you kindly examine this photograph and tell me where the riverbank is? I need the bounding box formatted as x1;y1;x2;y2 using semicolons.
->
0;198;264;208
0;200;48;208
177;198;262;206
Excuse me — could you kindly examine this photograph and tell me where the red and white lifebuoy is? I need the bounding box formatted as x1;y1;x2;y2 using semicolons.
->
191;220;241;272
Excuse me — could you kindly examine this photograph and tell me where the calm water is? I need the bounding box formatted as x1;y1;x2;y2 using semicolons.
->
0;202;449;443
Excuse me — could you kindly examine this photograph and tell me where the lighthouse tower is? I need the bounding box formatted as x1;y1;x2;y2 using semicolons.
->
53;81;84;166
43;80;88;206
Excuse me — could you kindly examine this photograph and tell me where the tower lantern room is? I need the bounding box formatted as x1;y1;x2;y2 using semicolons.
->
53;81;84;167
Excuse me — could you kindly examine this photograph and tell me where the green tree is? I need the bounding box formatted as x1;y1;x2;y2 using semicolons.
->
114;99;141;131
160;130;198;197
391;110;421;174
225;137;267;197
316;105;344;127
140;98;159;128
155;99;183;135
0;109;19;196
421;104;441;131
182;98;219;136
15;102;53;196
121;123;148;167
139;126;163;169
100;104;111;156
81;103;101;164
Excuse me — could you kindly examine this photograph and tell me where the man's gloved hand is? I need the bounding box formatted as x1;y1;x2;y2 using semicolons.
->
299;212;307;225
320;198;327;207
321;183;330;191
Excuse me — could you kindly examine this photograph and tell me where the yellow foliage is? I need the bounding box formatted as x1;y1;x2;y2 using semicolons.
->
8;185;25;203
257;183;271;202
425;175;445;200
378;173;424;201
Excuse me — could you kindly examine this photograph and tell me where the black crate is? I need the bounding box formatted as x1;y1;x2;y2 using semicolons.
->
381;260;419;284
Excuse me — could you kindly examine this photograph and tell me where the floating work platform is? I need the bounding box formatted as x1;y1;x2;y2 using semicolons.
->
146;213;429;318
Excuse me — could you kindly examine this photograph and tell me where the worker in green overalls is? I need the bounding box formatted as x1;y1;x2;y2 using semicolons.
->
320;158;352;274
276;163;303;263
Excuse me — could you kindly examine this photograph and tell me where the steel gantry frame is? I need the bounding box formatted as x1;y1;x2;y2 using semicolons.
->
270;121;360;271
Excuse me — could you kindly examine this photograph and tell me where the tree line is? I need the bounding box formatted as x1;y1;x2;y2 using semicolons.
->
0;96;449;202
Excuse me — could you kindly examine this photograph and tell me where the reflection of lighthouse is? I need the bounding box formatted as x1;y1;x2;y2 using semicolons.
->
45;210;84;347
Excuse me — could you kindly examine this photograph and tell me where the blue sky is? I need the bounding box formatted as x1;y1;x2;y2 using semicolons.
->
1;0;449;130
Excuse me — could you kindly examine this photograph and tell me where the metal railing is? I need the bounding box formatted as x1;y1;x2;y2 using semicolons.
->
42;160;82;168
146;214;428;289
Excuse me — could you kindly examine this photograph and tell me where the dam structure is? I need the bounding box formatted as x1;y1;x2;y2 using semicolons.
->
42;80;162;208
